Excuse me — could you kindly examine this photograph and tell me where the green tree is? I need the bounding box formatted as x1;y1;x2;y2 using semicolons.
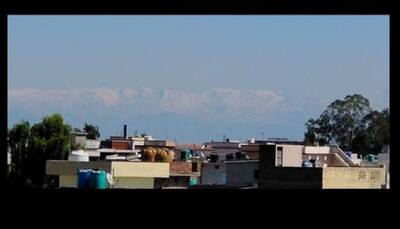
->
352;108;390;155
8;121;31;186
304;118;331;146
304;94;372;150
83;123;100;140
304;94;389;156
27;113;72;188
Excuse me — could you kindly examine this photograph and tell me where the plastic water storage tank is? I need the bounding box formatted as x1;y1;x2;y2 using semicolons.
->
77;169;91;188
189;177;197;186
180;149;192;160
68;150;89;162
89;170;107;189
367;154;378;162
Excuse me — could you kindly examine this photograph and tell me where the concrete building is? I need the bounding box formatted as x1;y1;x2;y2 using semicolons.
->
274;144;303;167
378;144;390;188
98;134;145;161
100;138;134;150
154;160;201;188
378;145;390;172
85;140;101;150
225;160;258;187
258;144;386;189
202;140;245;161
240;139;305;161
302;146;353;167
200;162;227;185
200;160;258;187
46;160;169;189
71;132;88;148
240;144;260;160
255;138;304;145
145;139;176;148
175;143;215;160
129;136;145;148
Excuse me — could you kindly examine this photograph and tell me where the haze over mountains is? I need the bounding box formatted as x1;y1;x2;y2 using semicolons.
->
8;86;388;142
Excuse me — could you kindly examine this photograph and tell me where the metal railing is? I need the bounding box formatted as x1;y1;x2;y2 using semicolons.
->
331;147;356;167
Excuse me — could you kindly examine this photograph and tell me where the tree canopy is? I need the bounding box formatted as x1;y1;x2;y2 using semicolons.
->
304;94;389;156
83;123;100;140
7;113;72;188
8;120;31;184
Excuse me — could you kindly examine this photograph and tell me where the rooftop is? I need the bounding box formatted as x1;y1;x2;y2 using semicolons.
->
46;160;170;178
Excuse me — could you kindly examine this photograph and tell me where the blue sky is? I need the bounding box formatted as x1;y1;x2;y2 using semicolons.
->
8;16;389;143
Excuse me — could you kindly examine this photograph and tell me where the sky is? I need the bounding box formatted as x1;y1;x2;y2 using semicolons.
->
8;15;389;143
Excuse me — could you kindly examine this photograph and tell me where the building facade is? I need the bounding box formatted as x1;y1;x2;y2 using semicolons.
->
46;160;169;189
154;160;201;188
258;144;386;189
200;160;258;187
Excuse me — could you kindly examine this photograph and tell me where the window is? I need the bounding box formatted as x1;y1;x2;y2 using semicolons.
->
308;155;312;160
215;165;219;169
324;156;327;161
316;156;320;160
276;146;283;166
192;162;198;172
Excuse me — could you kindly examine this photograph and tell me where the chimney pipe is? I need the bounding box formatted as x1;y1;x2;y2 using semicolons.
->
123;124;127;139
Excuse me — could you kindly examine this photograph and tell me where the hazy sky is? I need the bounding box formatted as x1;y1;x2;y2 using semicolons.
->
8;15;389;143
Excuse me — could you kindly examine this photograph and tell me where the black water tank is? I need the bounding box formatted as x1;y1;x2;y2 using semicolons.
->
210;154;219;162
